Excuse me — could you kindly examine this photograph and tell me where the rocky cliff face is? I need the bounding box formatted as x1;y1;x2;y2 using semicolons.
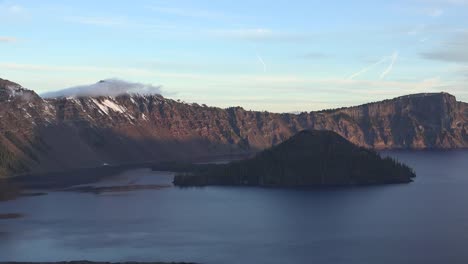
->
317;93;467;149
0;78;467;177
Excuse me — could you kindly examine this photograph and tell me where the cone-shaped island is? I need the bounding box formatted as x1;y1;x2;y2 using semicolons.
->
173;130;415;187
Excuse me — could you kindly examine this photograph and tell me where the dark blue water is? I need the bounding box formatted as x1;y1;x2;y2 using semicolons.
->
1;151;468;264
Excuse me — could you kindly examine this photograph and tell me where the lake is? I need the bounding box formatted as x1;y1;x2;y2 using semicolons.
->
1;151;468;264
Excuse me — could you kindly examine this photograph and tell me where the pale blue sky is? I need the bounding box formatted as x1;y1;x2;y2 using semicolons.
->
1;0;468;112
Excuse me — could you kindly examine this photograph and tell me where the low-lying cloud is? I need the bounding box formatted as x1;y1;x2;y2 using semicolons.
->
299;52;327;60
41;79;163;98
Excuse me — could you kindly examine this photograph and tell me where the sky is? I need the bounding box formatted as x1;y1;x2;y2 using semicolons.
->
1;0;468;112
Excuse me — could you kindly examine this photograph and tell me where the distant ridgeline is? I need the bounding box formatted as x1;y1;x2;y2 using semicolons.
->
0;77;466;178
174;130;416;187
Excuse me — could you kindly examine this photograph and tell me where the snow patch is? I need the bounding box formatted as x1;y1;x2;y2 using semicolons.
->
4;85;36;101
91;98;109;115
5;85;23;96
90;98;128;116
102;99;126;114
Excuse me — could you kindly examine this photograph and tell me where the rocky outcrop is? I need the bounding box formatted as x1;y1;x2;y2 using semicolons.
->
0;78;467;177
323;93;468;149
173;130;416;187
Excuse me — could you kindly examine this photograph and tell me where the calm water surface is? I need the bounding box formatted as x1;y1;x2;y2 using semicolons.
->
1;151;468;264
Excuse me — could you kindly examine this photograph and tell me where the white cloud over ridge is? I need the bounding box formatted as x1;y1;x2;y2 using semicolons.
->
41;79;163;98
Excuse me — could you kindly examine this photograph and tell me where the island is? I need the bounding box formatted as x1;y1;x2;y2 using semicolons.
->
173;130;416;187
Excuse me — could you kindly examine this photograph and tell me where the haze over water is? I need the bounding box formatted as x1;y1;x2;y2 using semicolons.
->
1;151;468;264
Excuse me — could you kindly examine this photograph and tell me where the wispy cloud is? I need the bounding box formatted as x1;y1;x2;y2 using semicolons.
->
420;31;468;62
0;62;206;80
299;52;327;60
413;0;468;17
422;50;468;62
210;28;311;42
64;15;176;32
65;13;307;43
407;24;426;35
0;3;25;14
0;36;17;43
147;5;228;20
0;2;29;20
417;0;468;5
420;7;445;16
65;16;128;27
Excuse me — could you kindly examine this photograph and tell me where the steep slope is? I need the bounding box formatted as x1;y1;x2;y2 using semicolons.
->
0;78;55;177
173;130;416;187
0;78;467;177
50;91;465;151
320;93;468;149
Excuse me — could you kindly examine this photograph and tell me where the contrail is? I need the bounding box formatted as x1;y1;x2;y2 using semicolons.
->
347;57;388;80
380;51;398;80
256;53;267;73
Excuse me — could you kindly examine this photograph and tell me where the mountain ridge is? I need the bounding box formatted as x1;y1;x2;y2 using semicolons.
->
0;78;467;177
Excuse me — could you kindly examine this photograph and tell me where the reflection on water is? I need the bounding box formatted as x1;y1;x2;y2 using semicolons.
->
1;151;468;264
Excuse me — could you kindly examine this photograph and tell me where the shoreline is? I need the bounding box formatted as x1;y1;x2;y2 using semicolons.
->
0;153;250;202
8;153;252;190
